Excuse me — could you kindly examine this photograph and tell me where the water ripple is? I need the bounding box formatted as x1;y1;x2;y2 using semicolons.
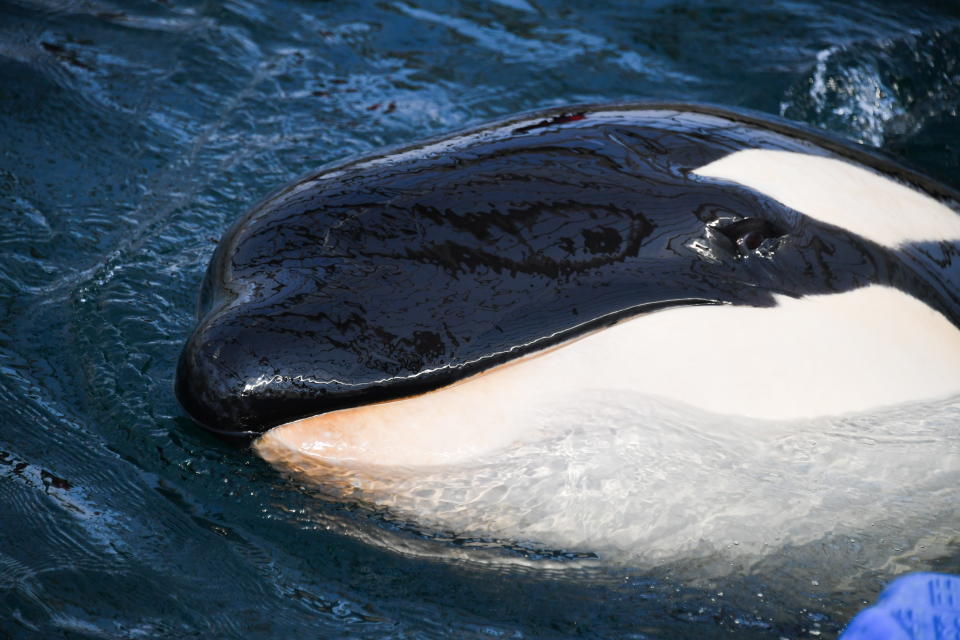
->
781;26;960;146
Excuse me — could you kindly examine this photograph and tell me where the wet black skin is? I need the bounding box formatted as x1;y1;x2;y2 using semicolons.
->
175;103;960;437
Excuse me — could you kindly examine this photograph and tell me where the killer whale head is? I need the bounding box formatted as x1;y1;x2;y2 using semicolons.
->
175;103;960;439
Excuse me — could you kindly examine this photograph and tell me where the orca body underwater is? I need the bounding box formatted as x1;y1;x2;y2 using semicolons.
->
175;103;960;469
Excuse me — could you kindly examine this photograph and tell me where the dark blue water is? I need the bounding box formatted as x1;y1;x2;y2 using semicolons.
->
2;1;960;637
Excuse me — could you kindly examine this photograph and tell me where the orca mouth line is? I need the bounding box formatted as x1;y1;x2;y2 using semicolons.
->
180;297;725;439
240;298;725;394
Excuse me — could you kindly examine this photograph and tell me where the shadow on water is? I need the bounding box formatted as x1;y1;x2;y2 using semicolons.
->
1;0;959;637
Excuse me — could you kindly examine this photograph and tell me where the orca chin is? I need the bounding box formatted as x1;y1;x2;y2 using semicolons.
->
175;102;960;445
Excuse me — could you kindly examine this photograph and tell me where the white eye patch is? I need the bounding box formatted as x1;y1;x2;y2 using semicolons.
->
692;149;960;248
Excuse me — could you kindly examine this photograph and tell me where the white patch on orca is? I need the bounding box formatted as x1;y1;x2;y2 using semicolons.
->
692;149;960;248
256;285;960;468
254;285;960;566
257;378;960;567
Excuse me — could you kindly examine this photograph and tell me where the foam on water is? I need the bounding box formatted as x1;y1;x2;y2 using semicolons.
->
261;390;960;569
781;27;960;147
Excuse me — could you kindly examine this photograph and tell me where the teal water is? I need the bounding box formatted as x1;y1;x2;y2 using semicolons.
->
2;1;960;637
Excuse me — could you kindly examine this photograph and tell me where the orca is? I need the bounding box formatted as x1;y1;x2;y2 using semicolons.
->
175;103;960;472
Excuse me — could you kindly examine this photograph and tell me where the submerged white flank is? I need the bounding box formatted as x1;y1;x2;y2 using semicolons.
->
692;149;960;248
256;285;960;468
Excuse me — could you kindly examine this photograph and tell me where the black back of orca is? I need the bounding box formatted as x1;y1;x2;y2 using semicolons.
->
175;103;960;437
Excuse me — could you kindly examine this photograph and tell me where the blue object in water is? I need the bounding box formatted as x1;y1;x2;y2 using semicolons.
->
841;573;960;639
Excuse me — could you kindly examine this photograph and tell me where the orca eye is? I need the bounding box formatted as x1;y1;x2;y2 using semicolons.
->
719;218;783;256
738;230;763;251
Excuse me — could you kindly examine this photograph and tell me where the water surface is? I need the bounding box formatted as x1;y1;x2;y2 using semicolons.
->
2;0;960;637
